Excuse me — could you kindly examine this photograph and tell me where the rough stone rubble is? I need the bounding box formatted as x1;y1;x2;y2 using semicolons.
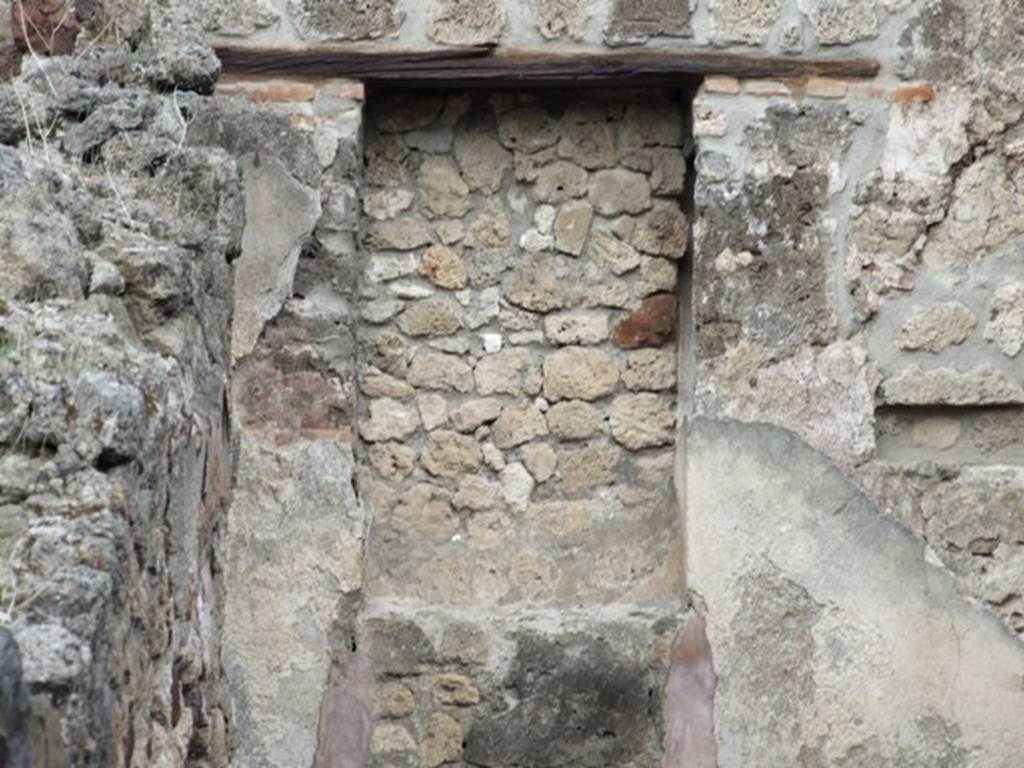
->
0;5;238;764
0;0;1023;766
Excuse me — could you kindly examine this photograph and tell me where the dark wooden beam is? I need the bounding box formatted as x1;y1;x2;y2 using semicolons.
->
214;45;881;87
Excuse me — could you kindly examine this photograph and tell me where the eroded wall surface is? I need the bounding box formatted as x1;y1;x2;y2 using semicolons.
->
2;0;1024;766
687;0;1024;762
353;89;688;766
0;8;240;765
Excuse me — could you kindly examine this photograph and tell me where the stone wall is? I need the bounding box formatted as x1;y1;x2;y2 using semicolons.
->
0;15;238;766
353;88;689;765
207;78;367;768
176;0;926;58
2;0;1024;766
684;1;1024;761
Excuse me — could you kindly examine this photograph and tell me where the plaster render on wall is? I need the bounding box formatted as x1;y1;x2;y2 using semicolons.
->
2;0;1024;766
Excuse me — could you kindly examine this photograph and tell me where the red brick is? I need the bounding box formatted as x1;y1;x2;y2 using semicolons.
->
611;294;678;349
890;83;935;104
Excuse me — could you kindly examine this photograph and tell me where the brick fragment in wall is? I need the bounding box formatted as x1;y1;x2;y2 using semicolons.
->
12;0;80;55
612;293;678;349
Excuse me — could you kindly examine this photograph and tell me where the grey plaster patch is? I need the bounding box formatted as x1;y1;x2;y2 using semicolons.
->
685;417;1024;765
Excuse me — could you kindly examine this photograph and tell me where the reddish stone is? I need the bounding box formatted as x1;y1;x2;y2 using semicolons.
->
611;293;678;349
313;654;372;768
235;360;354;440
662;615;717;768
12;0;81;56
890;83;935;104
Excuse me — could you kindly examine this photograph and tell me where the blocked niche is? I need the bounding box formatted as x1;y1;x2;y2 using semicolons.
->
351;87;695;765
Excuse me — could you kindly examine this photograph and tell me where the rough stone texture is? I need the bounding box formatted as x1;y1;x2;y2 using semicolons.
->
881;366;1024;406
288;0;403;41
0;38;241;767
710;0;782;45
543;346;620;400
687;419;1024;765
804;0;879;45
223;437;365;768
355;90;685;765
231;154;320;362
534;0;589;40
15;2;1024;767
985;281;1024;357
895;301;976;353
427;0;506;45
612;294;678;349
604;0;691;45
0;629;30;768
12;0;80;55
609;393;675;448
588;168;652;215
695;103;852;361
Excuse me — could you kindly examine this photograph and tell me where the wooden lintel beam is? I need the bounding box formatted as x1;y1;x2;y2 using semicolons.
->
214;45;881;86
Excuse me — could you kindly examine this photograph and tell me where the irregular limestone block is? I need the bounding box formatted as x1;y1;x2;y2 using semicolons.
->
880;365;1024;406
450;398;503;433
558;442;623;492
985;281;1024;357
590;234;642;275
604;0;691;45
609;393;675;449
397;298;464;337
895;301;976;353
710;0;782;45
427;0;505;45
288;0;403;40
803;0;879;44
454;132;511;193
554;200;593;256
588;169;651;215
544;311;609;345
419;244;468;290
408;350;475;392
192;0;279;36
418;156;471;219
498;106;559;152
622;349;676;391
534;0;589;40
543;347;620;401
632;200;687;256
422;430;483;478
365;217;433;251
492;403;549;449
360;398;420;442
535;161;589;204
546;400;604;440
521;442;558;482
